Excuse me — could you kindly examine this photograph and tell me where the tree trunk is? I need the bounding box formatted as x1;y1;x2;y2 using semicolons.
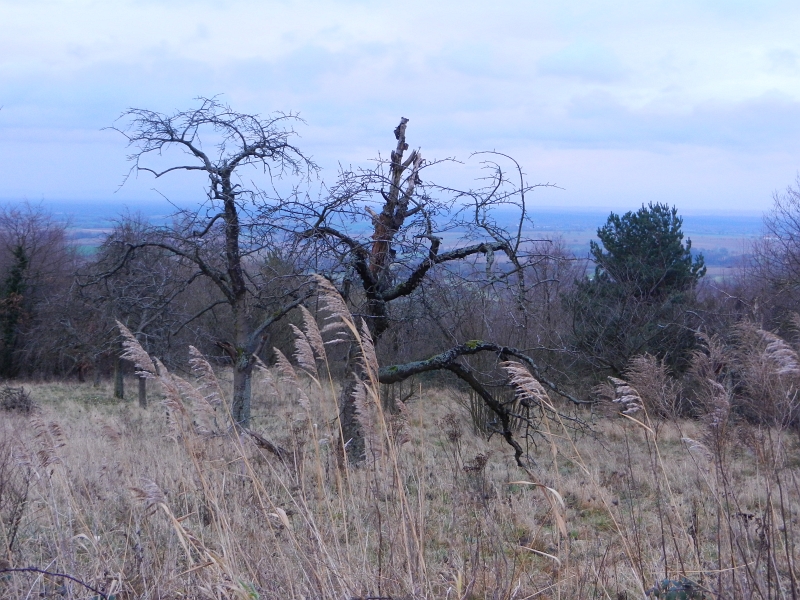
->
138;375;147;408
231;364;252;428
338;365;365;465
113;357;124;399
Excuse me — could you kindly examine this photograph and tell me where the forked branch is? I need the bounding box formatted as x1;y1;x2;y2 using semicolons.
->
378;340;590;466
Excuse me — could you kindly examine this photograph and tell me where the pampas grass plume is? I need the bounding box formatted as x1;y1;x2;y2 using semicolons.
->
116;320;157;378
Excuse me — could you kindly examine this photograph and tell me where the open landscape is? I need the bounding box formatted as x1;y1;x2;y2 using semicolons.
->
2;301;799;599
5;2;800;598
0;103;797;599
53;201;764;274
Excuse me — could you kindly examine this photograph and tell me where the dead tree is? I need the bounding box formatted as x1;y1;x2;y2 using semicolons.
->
109;97;316;426
295;118;585;464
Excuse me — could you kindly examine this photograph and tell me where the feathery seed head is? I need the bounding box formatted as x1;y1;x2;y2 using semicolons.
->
188;346;224;407
290;324;319;378
312;274;352;333
502;361;550;406
116;320;157;378
299;305;327;363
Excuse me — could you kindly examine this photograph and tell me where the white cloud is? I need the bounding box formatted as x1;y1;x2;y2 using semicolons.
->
539;42;626;82
2;0;800;211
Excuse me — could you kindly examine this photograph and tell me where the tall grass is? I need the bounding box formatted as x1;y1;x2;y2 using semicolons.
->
0;297;799;598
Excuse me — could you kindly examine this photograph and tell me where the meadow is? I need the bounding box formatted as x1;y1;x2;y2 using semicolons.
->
1;349;797;599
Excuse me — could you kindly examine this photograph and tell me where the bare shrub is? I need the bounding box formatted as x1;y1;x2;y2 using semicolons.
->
730;322;800;427
0;387;32;414
625;354;684;419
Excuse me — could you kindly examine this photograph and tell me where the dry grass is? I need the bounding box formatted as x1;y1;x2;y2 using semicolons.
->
0;366;796;599
2;303;800;598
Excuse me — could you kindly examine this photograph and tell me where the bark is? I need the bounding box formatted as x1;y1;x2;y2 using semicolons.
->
337;352;366;464
137;375;147;408
336;119;421;463
222;302;254;428
231;365;252;427
113;356;124;399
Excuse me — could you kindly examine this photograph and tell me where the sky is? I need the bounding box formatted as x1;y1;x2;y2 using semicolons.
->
2;0;800;215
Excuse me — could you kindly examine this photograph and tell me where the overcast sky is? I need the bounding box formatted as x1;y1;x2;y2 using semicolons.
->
2;0;800;214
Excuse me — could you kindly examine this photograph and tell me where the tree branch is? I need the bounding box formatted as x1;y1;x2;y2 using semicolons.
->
380;241;509;302
445;361;526;467
247;286;315;356
378;340;589;406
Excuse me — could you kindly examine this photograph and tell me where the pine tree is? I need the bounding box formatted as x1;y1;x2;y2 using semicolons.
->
0;246;28;377
568;203;705;375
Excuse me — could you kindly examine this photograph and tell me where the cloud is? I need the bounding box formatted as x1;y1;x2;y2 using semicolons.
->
3;0;800;211
549;91;800;151
767;48;798;72
538;42;626;82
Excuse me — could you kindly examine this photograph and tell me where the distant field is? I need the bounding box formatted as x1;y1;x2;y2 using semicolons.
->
507;208;760;278
44;200;764;268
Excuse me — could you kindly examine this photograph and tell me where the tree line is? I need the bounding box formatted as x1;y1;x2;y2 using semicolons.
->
2;98;797;462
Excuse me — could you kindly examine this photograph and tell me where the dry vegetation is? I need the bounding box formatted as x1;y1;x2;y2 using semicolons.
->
2;308;800;600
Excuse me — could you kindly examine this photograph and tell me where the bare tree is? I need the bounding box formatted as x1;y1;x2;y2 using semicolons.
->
749;176;800;330
76;214;202;404
110;97;317;426
0;203;77;378
295;118;585;464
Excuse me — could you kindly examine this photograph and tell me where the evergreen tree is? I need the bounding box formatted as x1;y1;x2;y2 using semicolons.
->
0;245;28;377
568;203;705;375
591;203;705;298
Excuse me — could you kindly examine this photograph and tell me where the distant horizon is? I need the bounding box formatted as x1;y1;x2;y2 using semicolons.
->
4;1;800;214
2;197;764;252
1;197;768;218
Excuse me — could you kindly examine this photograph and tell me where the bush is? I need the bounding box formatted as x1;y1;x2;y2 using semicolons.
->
568;203;705;375
0;387;32;413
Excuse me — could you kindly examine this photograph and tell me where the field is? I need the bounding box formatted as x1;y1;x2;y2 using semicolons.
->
0;202;785;599
1;364;798;599
53;201;763;274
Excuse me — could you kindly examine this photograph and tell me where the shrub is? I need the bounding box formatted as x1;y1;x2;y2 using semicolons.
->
568;203;705;375
0;387;32;414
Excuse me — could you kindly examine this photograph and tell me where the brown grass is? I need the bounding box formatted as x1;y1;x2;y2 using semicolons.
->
1;305;799;598
0;364;796;599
